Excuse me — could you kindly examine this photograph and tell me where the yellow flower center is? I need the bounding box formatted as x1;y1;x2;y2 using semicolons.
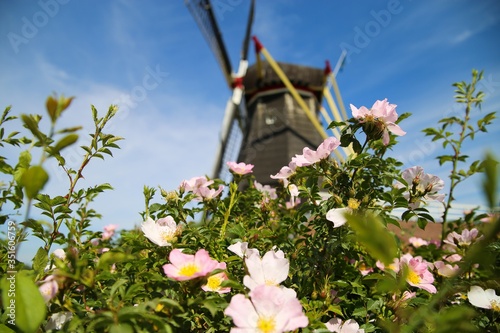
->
388;263;398;271
407;269;421;285
491;300;500;312
206;275;222;290
161;230;175;242
264;278;277;286
348;198;360;210
257;316;276;333
178;263;200;277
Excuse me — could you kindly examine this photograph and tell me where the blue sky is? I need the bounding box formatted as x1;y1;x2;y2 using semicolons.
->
1;1;499;262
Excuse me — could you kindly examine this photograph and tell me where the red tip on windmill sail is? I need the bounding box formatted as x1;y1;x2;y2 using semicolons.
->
252;36;263;53
324;60;332;76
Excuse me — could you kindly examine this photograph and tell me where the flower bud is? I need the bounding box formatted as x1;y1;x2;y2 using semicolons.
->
361;117;385;141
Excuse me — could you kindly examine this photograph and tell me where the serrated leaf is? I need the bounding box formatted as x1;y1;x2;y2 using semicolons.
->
33;247;48;275
327;304;343;316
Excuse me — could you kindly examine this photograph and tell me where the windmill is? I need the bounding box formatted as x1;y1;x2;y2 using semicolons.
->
185;0;350;186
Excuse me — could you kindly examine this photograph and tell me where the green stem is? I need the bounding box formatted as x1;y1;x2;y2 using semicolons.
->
440;103;471;243
350;137;369;188
220;184;237;241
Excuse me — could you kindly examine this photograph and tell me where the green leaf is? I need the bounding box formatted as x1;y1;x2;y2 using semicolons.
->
431;306;479;333
21;114;44;142
98;251;135;270
346;211;398;265
1;271;46;333
202;297;227;317
327;120;347;129
417;217;428;229
482;152;498;209
32;247;48;275
13;150;31;183
110;323;134;333
327;304;343;316
50;133;79;155
0;324;15;333
20;165;49;199
437;155;453;166
109;279;128;300
352;306;367;317
340;133;353;147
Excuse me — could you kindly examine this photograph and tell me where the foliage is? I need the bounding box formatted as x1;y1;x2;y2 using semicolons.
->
0;71;498;332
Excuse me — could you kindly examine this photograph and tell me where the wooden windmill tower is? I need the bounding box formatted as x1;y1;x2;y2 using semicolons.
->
185;0;350;186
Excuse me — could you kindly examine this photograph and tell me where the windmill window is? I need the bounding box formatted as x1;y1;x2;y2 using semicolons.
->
265;115;276;125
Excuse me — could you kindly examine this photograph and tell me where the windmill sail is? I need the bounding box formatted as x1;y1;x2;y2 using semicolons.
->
185;0;255;182
185;0;233;87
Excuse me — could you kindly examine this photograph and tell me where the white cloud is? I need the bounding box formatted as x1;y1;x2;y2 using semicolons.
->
1;58;223;262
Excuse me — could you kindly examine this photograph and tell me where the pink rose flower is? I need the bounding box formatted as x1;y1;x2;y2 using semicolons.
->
39;275;58;303
163;249;222;281
102;224;118;240
227;161;254;175
394;166;445;209
350;98;406;145
400;254;436;293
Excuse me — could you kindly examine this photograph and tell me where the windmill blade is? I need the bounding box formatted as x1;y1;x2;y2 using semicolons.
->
231;60;248;105
241;0;255;61
212;98;243;180
186;0;255;180
185;0;233;88
232;0;254;128
232;0;254;104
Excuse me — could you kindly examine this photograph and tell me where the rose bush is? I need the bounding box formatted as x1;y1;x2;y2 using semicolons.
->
0;70;499;332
